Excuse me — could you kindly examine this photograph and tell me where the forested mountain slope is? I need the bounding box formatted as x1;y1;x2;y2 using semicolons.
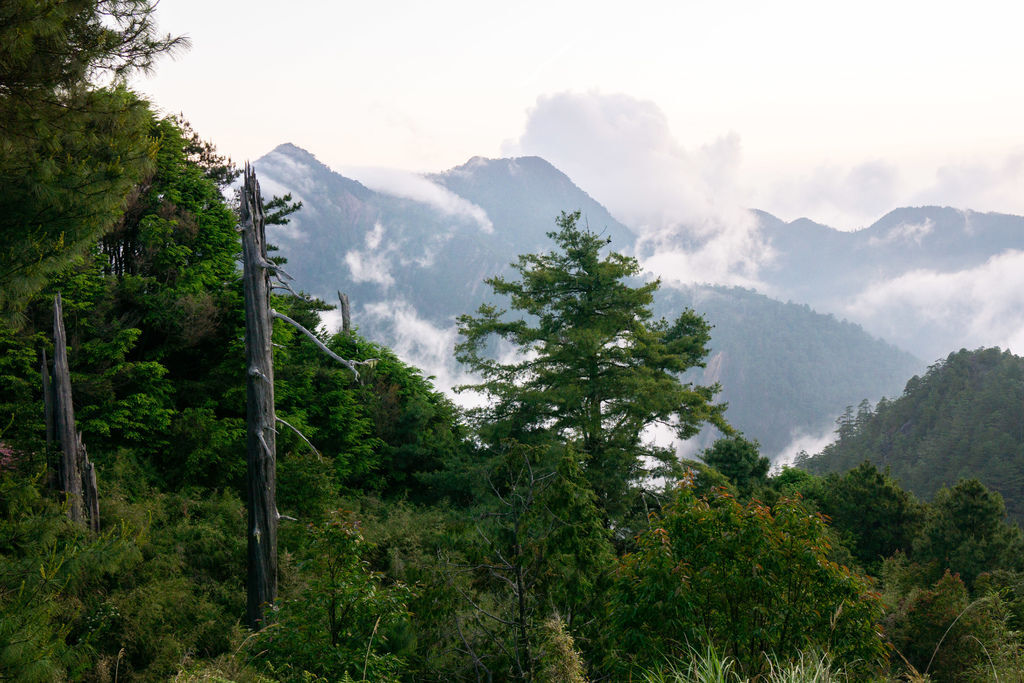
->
659;286;923;457
799;347;1024;520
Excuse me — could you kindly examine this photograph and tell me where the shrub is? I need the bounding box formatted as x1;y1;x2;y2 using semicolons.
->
608;483;887;677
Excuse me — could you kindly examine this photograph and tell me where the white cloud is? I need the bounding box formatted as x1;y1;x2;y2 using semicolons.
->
752;150;1024;231
504;91;770;289
868;219;934;247
344;222;396;288
341;166;494;233
753;160;901;231
843;250;1024;358
358;299;481;402
912;153;1024;217
773;425;837;471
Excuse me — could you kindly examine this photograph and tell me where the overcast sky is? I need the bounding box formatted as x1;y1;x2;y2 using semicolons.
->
137;0;1024;230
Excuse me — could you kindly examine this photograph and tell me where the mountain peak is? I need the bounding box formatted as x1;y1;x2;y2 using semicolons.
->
265;142;322;165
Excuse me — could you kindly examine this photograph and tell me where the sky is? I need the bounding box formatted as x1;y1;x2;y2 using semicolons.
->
136;0;1024;230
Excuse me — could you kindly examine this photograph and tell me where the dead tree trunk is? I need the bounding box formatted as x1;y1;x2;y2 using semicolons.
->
52;293;84;524
80;433;100;533
240;163;278;630
41;348;56;490
337;291;351;334
51;294;100;531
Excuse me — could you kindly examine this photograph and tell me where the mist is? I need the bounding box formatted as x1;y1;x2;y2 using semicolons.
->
504;91;771;290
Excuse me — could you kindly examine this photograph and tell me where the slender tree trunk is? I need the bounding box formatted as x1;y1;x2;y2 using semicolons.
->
240;163;278;630
52;293;84;524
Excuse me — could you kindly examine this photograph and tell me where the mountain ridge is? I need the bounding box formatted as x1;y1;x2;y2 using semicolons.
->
250;143;933;460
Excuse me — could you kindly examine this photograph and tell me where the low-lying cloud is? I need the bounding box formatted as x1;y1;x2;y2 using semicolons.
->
344;222;396;288
773;425;837;471
504;91;770;289
357;299;481;402
867;219;934;247
843;250;1024;360
342;166;494;233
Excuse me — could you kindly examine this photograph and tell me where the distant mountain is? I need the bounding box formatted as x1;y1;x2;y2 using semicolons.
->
254;145;631;324
798;347;1024;522
659;286;922;458
251;144;924;461
755;207;1024;360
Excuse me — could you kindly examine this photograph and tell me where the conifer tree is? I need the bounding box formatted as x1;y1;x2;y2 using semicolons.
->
0;1;185;321
457;210;728;523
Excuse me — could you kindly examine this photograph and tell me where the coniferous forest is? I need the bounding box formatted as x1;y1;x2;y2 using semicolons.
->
3;3;1024;682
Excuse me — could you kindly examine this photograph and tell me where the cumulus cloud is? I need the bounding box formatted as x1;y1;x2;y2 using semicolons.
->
843;250;1024;359
504;91;770;289
342;165;494;233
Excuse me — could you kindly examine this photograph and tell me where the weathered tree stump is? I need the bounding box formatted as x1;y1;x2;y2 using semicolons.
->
41;348;57;490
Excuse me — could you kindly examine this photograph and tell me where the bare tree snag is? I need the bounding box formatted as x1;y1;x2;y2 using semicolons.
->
337;291;351;333
52;293;84;524
41;348;57;489
41;348;54;449
80;433;100;533
240;163;278;630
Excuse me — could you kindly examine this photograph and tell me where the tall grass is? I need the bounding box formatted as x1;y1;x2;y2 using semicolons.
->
640;645;850;683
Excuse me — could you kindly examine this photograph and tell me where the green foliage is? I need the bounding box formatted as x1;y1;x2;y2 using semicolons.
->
912;479;1024;589
451;442;614;679
250;510;411;682
700;435;769;498
457;210;727;524
0;1;185;320
0;465;247;680
639;642;742;683
801;347;1024;523
884;570;1018;682
608;484;887;678
810;462;923;576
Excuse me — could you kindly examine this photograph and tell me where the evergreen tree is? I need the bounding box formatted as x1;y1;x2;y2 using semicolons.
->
914;478;1024;588
701;435;770;497
456;211;727;523
0;1;184;320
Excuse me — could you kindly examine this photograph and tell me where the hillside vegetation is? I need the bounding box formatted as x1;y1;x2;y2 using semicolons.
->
4;5;1024;681
800;347;1024;521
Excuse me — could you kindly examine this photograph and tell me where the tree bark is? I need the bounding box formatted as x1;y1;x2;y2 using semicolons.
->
240;163;278;630
41;348;57;490
337;291;351;334
52;293;84;524
80;433;100;533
